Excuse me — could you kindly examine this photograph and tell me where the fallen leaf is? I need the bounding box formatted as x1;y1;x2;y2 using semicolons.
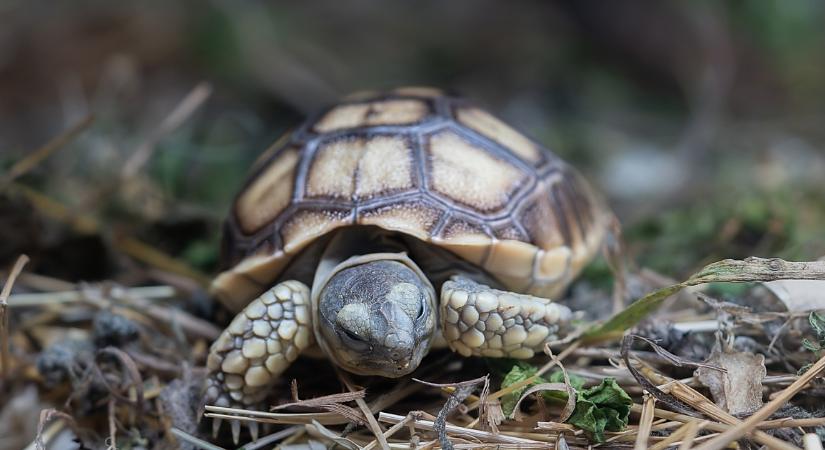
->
763;279;825;312
695;343;766;415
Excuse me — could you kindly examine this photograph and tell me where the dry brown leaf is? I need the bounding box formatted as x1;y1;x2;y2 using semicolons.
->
695;343;766;415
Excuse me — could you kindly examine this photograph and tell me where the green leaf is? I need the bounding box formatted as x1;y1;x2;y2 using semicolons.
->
500;364;632;443
566;378;633;443
500;363;543;416
548;370;586;391
810;311;825;342
802;338;822;353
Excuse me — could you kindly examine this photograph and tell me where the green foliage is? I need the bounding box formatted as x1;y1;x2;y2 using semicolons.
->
564;377;632;443
799;311;825;374
500;364;631;443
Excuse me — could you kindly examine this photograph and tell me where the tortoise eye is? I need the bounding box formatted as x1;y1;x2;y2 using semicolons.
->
343;328;365;342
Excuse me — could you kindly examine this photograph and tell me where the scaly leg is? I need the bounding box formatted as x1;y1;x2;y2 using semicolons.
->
205;280;314;442
440;276;572;359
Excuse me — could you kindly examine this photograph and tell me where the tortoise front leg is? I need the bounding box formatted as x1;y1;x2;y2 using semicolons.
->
440;276;572;359
205;280;313;442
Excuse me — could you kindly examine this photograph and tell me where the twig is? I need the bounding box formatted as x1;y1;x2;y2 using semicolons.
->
169;427;226;450
377;412;552;447
634;393;656;450
678;420;701;450
339;369;390;450
122;82;212;178
1;115;94;188
0;255;29;380
363;414;413;450
9;285;176;307
693;352;825;450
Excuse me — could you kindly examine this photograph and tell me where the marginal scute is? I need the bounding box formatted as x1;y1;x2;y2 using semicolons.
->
235;147;299;234
280;209;351;254
358;201;441;241
535;246;571;281
437;219;492;265
485;239;537;279
313;99;430;133
427;130;524;212
456;107;543;164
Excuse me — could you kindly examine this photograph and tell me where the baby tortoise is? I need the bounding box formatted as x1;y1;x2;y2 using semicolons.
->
206;87;612;440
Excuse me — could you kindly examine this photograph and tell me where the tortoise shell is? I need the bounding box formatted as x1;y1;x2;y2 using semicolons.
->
213;87;610;312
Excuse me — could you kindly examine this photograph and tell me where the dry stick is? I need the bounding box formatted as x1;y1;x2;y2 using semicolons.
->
338;370;391;450
9;285;175;306
378;412;549;446
647;421;696;450
363;414;413;450
0;115;94;187
678;420;702;450
634;393;656;450
694;352;825;450
0;255;29;381
121;82;212;179
667;381;800;450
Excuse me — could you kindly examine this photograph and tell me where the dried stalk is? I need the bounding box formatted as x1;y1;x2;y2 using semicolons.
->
0;255;29;381
634;393;656;450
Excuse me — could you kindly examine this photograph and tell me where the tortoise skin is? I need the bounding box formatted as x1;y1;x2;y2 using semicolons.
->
214;87;609;312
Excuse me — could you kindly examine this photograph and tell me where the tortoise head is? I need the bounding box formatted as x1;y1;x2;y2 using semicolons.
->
317;258;437;377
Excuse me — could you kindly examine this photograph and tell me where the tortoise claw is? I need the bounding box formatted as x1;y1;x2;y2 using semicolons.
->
230;420;241;445
248;421;260;442
211;417;223;440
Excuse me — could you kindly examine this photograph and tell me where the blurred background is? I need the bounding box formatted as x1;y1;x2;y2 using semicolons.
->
2;0;824;283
